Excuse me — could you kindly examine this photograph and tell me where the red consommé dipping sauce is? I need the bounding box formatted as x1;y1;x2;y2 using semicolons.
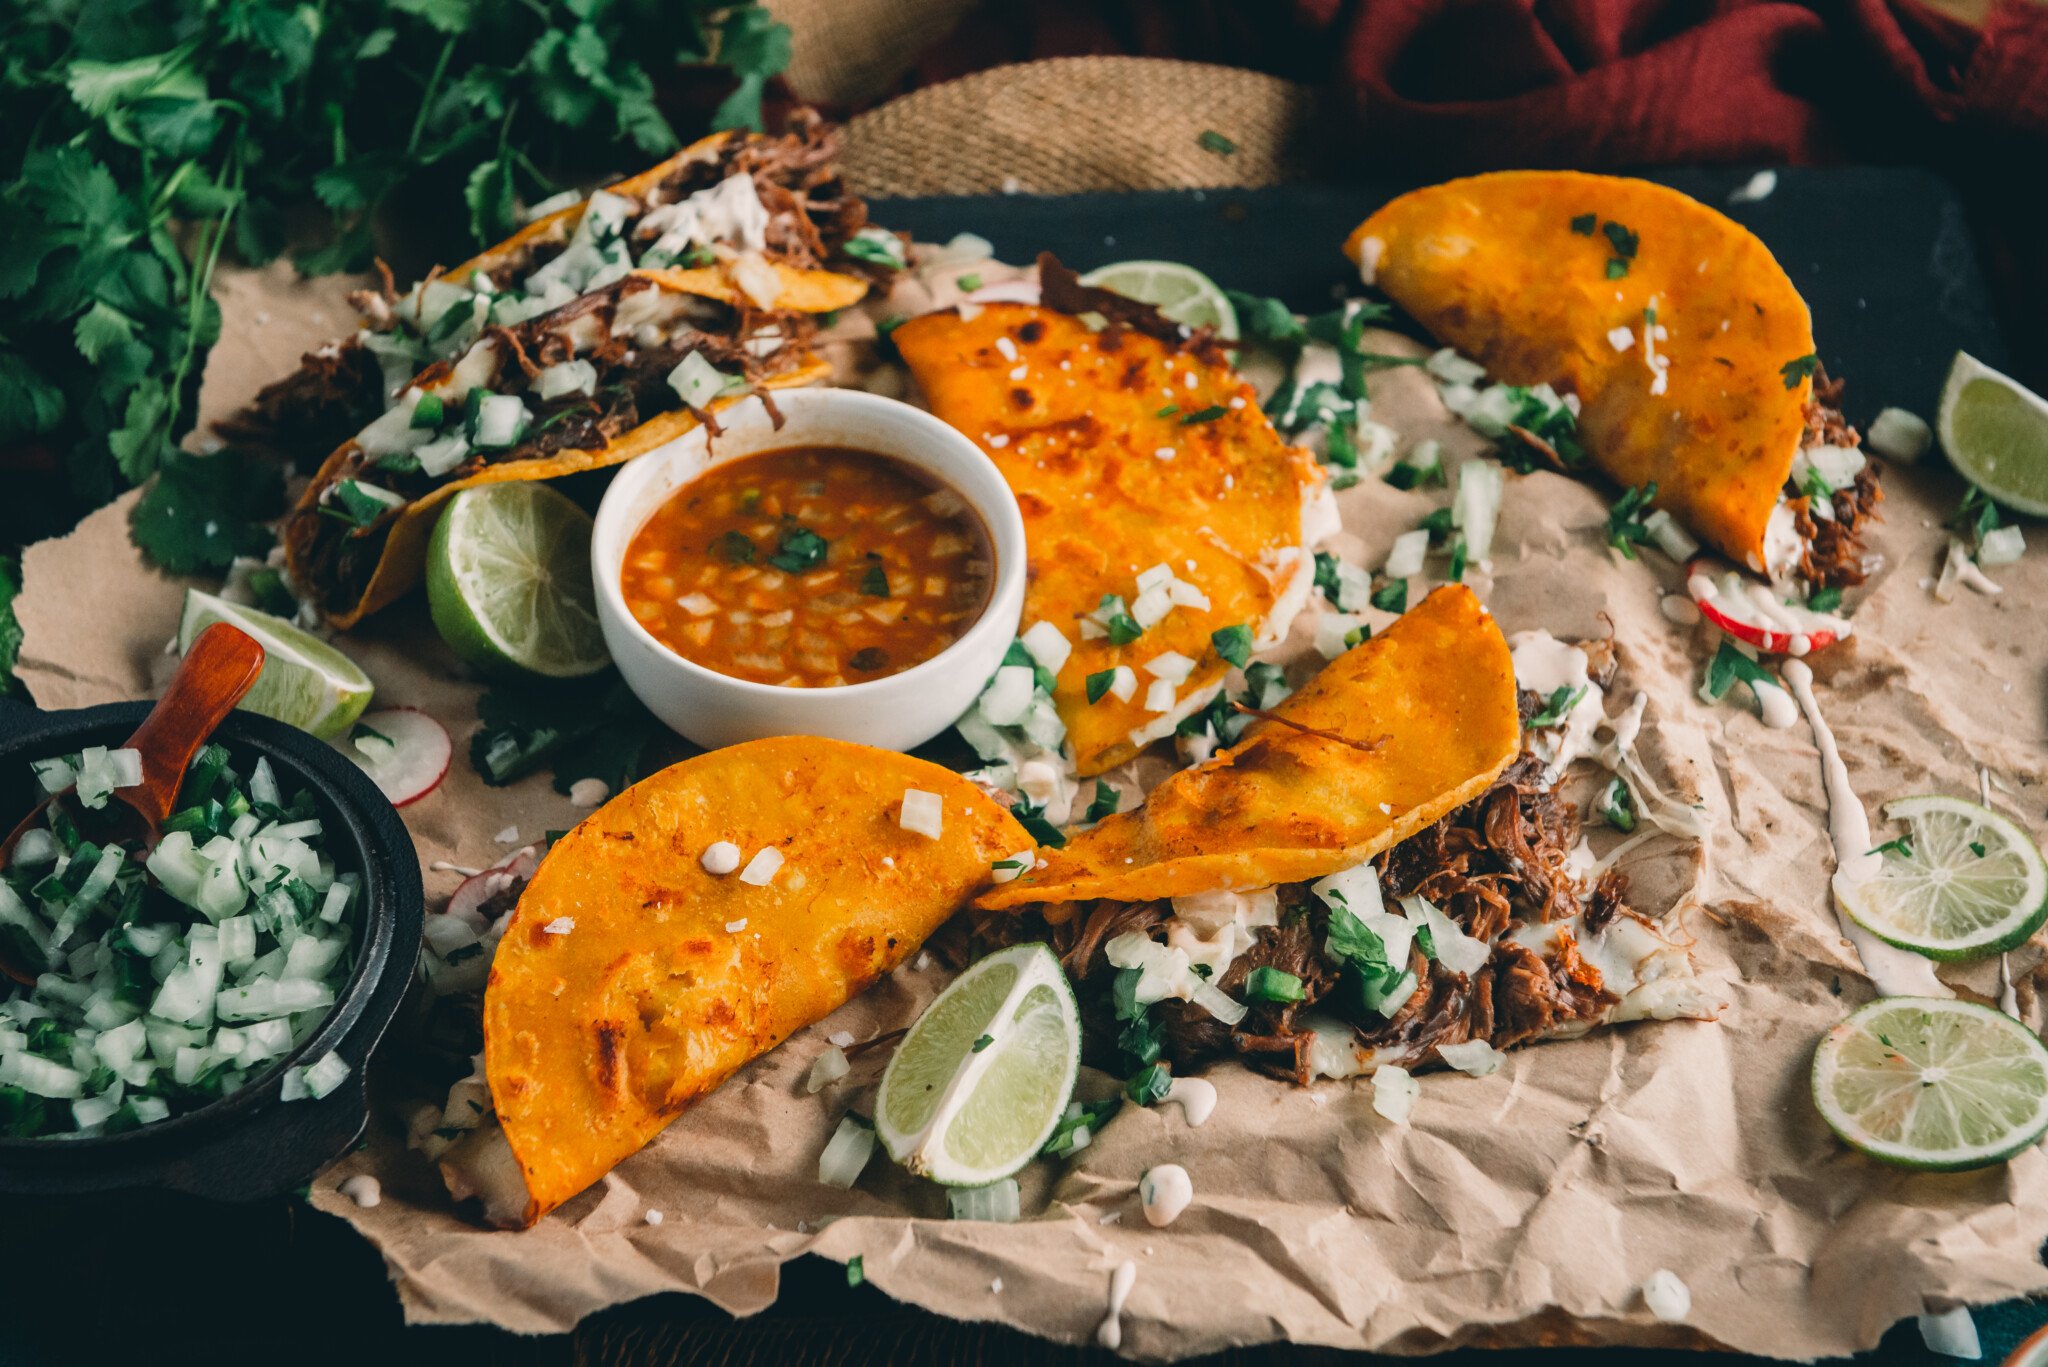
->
621;446;994;687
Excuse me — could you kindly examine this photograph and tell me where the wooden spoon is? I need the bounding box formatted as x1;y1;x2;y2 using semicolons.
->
0;623;266;984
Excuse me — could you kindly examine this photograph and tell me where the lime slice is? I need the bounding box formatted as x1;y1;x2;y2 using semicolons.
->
177;590;374;741
1812;996;2048;1171
426;483;609;680
1838;795;2048;961
1937;352;2048;516
876;942;1080;1186
1078;260;1239;341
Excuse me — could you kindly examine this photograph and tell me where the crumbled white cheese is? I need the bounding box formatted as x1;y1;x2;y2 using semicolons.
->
568;777;610;809
701;840;742;875
543;917;575;935
1641;1269;1692;1322
725;918;748;933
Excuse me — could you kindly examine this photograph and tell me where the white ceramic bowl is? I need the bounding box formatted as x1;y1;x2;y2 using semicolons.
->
591;388;1025;753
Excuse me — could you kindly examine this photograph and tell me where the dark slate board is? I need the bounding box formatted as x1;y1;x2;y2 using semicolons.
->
876;167;2010;432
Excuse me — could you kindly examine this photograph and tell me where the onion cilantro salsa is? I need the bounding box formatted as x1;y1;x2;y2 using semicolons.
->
621;447;993;686
0;744;358;1139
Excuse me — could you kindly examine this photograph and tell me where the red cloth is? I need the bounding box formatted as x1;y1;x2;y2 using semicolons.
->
1318;0;2048;171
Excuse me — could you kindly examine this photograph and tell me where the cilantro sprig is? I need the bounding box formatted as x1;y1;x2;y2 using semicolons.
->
3;0;792;563
1607;481;1659;558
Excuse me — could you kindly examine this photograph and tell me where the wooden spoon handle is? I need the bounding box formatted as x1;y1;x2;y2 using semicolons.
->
119;623;267;829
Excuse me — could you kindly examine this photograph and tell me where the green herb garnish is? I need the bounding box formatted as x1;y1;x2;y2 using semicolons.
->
1211;623;1253;669
1447;538;1468;583
1197;129;1237;156
711;530;755;565
1570;213;1597;235
1607;481;1659;558
1180;404;1227;425
1524;685;1587;729
1245;967;1304;1004
1598;777;1637;833
1010;800;1067;849
1780;353;1820;388
971;1034;993;1053
1124;1063;1172;1107
1042;1097;1122;1158
767;523;828;573
1084;780;1120;824
859;554;889;597
1085;668;1120;705
1807;586;1843;613
1868;836;1913;859
846;1256;864;1288
1370;580;1407;614
1701;640;1781;708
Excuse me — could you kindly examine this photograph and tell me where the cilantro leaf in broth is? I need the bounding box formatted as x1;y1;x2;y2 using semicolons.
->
767;523;828;573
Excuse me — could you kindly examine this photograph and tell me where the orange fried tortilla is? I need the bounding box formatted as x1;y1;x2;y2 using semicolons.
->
1346;172;1816;573
977;585;1519;911
483;737;1030;1226
895;302;1321;777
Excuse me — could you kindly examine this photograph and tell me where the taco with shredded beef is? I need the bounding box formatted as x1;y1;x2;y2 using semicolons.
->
456;736;1031;1227
974;585;1718;1086
262;115;895;626
1345;171;1878;588
894;256;1324;778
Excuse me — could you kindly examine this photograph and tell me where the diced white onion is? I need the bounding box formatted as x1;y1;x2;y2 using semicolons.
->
1917;1307;1980;1359
1190;979;1247;1026
1642;1269;1693;1323
948;1177;1021;1222
1018;620;1072;676
1383;529;1430;579
976;665;1037;727
1979;525;2025;567
1453;459;1506;564
536;359;598;401
1436;1039;1506;1076
1130;586;1173;628
667;351;732;410
281;1049;350;1102
1371;1064;1417;1125
700;841;742;875
1143;651;1195;685
817;1113;878;1189
1106;666;1137;703
898;789;944;840
1425;349;1486;387
1142;679;1177;714
414;433;471;478
1402;895;1493;975
739;847;784;886
806;1044;850;1093
1866;407;1931;463
1641;510;1700;562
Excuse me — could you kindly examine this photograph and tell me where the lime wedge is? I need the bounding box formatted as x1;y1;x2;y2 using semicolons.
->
426;483;609;680
178;590;374;741
876;943;1080;1186
1839;795;2048;961
1812;996;2048;1171
1937;352;2048;516
1078;260;1239;341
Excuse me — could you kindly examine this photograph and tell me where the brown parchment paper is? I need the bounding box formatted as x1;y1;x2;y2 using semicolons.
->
15;250;2048;1361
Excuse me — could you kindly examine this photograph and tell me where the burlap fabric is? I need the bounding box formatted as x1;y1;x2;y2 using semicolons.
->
836;55;1318;197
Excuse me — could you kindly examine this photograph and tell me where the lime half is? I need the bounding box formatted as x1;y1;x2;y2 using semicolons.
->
1839;795;2048;961
426;483;609;680
1813;996;2048;1171
1078;260;1239;341
178;590;373;741
1937;352;2048;516
876;943;1080;1187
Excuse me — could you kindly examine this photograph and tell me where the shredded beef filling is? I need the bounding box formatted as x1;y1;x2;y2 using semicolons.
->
977;753;1628;1087
290;277;810;611
1789;377;1883;587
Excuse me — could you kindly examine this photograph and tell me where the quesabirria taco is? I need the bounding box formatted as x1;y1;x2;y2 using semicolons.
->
894;257;1325;779
252;115;897;626
441;737;1031;1227
976;585;1718;1085
1345;172;1878;591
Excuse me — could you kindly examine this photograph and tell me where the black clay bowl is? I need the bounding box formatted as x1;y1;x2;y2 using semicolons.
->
0;699;422;1199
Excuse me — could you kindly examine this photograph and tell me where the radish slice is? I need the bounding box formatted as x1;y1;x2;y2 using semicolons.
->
445;845;541;929
343;708;452;807
1687;565;1849;656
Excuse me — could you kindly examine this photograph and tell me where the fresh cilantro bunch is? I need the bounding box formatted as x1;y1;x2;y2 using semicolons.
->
0;0;790;537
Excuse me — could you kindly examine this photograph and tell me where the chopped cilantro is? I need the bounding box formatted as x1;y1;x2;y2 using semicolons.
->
846;1256;864;1287
1370;579;1407;614
1606;259;1629;280
1042;1097;1121;1157
1085;668;1120;705
1010;799;1067;848
844;234;905;269
1245;966;1304;1004
469;671;660;798
767;523;828;573
1155;404;1181;418
1971;840;1988;858
859;554;889;597
1950;486;2003;543
1701;640;1781;708
1343;625;1370;649
1447;538;1468;583
1525;685;1587;729
1807;586;1843;613
1125;1062;1172;1107
1802;467;1833;504
1211;623;1253;669
1387;454;1446;490
1418;507;1456;542
1607;481;1658;558
351;721;392;747
1225;292;1307;348
1197;129;1237;156
323;480;400;530
711;530;756;564
1100;595;1144;646
1084;780;1120;824
1570;213;1597;235
956;273;983;292
1003;638;1057;694
1111;967;1148;1022
1868;836;1913;859
1179;404;1228;425
1598;777;1637;833
1312;551;1343;605
971;1033;993;1053
1602;221;1639;261
1780;353;1820;389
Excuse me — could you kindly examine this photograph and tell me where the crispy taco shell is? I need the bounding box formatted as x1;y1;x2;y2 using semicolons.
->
977;585;1519;911
483;737;1030;1226
1345;171;1816;572
281;335;831;630
895;300;1320;777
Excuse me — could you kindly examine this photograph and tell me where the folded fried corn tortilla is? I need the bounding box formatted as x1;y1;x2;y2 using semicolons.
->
260;115;895;625
1346;171;1878;587
467;737;1030;1228
974;585;1718;1085
895;258;1325;777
